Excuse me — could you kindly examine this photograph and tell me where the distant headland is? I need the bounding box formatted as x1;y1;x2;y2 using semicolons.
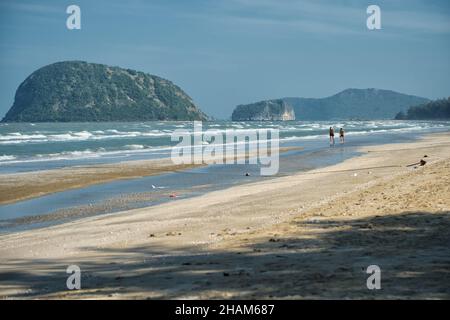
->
1;61;208;122
232;88;430;121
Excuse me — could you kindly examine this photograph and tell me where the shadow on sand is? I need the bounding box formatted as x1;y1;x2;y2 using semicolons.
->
1;211;449;299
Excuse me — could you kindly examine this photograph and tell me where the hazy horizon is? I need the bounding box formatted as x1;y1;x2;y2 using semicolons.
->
1;0;449;120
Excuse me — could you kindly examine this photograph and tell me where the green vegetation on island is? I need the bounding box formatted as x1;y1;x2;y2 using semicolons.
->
2;61;208;122
395;97;450;120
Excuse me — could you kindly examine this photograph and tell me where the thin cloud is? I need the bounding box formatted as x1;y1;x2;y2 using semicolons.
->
384;10;450;34
0;1;61;14
210;0;450;36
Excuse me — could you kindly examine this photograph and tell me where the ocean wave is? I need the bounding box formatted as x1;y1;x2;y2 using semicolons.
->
1;121;445;146
282;135;323;141
0;155;16;161
0;132;48;141
0;145;175;165
0;130;174;145
124;144;146;150
0;121;447;166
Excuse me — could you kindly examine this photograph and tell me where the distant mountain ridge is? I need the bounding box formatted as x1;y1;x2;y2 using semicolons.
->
2;61;208;122
234;89;429;121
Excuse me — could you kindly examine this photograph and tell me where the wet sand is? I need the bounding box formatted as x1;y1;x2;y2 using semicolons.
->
0;159;200;205
0;133;449;299
0;147;301;205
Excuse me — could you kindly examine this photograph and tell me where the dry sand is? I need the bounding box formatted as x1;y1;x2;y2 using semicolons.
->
0;133;449;299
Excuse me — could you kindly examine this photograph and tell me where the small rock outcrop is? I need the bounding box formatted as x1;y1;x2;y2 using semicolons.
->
232;99;295;121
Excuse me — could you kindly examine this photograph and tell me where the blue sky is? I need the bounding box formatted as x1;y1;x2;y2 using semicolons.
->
0;0;449;119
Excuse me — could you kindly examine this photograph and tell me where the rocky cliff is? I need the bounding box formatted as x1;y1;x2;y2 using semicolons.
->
231;99;295;121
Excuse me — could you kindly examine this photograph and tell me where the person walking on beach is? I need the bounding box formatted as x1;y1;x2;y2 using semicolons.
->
329;127;335;145
339;128;345;144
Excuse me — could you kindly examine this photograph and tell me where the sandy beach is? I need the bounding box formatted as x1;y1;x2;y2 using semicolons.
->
0;159;201;205
0;132;449;299
0;146;301;205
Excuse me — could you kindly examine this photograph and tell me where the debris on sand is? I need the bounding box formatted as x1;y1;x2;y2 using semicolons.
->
407;159;427;168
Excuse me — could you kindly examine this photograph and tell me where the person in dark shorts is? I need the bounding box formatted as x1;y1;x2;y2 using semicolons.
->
339;127;345;144
329;127;335;145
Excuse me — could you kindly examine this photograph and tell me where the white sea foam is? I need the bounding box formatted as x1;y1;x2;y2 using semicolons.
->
1;120;444;146
0;145;174;165
0;130;174;145
0;121;448;167
124;144;146;150
0;155;16;161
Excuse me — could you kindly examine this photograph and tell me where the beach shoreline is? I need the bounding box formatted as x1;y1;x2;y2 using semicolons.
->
0;146;302;205
0;132;449;299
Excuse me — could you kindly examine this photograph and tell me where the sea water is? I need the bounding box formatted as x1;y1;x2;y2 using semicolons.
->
1;120;448;173
0;120;448;232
